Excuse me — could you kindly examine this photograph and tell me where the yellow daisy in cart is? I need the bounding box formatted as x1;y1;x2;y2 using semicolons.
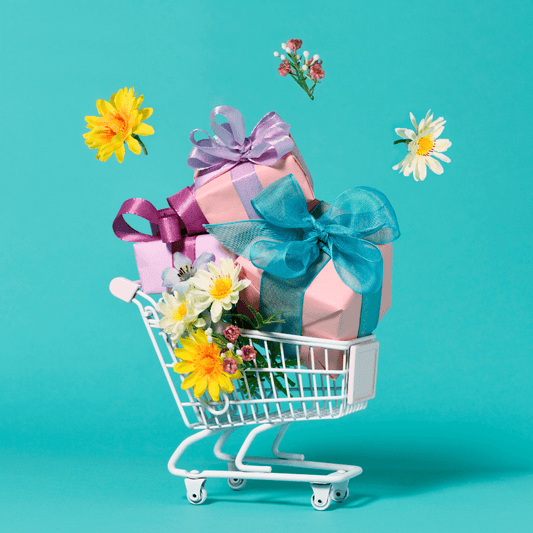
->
173;329;242;402
83;87;154;163
157;291;205;343
189;259;250;323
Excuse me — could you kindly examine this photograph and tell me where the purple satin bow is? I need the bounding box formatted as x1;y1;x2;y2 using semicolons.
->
187;106;295;189
113;185;209;244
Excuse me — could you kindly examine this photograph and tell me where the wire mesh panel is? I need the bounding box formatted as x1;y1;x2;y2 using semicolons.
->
128;286;377;430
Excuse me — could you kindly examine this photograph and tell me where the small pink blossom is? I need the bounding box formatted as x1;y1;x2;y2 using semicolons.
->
222;357;238;375
286;39;302;52
310;60;325;80
241;345;257;362
223;325;241;343
278;60;292;77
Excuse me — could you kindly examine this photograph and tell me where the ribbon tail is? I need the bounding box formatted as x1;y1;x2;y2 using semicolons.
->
259;251;330;340
357;288;382;337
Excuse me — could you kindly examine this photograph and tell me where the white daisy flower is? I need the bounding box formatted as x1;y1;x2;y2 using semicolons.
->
188;259;251;323
157;290;205;342
393;110;452;181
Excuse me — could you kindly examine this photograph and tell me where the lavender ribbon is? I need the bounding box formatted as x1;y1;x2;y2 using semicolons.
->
113;185;208;244
187;106;295;189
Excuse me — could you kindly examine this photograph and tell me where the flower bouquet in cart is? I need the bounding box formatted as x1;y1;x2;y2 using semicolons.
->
157;255;295;404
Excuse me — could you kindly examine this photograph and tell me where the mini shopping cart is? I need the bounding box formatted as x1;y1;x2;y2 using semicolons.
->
110;277;380;510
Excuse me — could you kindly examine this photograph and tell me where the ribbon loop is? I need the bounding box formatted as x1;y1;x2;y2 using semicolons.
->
113;185;208;245
206;174;400;295
188;106;295;189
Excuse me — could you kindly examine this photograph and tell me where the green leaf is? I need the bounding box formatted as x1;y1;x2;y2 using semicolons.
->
245;304;265;328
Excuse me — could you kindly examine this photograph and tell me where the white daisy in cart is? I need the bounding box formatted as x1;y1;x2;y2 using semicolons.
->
157;290;205;342
189;259;250;323
393;110;452;181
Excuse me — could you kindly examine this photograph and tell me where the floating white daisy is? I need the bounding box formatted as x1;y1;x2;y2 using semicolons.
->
393;110;452;181
188;259;250;323
157;291;205;342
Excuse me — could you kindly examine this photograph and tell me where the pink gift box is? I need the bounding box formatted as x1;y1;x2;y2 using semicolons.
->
194;141;314;224
133;234;236;295
235;242;393;376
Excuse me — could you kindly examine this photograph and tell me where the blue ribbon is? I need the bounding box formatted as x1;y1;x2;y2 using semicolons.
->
206;175;400;337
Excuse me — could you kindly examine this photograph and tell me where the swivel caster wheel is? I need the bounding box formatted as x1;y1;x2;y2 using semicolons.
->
311;493;332;511
184;476;207;505
331;486;349;503
187;488;207;505
310;483;332;511
228;477;247;491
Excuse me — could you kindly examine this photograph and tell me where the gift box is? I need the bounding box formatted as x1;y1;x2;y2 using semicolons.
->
133;235;235;294
205;174;400;375
113;186;235;294
187;106;315;224
235;243;392;375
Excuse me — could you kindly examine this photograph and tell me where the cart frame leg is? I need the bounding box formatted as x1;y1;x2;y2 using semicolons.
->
168;428;222;476
235;423;279;473
272;423;305;461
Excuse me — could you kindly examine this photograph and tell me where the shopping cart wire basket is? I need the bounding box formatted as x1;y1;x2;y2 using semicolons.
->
110;277;380;510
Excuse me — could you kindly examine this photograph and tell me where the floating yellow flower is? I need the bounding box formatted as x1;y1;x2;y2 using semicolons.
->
174;329;242;401
83;87;154;163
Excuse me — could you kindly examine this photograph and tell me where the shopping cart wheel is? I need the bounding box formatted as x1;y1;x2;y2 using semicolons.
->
311;494;332;511
187;488;207;505
310;483;332;511
331;486;349;503
184;477;207;505
227;477;247;490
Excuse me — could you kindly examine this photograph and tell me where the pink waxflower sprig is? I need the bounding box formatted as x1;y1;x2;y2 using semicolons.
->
273;39;324;100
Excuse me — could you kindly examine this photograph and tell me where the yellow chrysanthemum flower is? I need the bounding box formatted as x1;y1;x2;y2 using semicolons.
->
174;329;242;402
83;87;154;163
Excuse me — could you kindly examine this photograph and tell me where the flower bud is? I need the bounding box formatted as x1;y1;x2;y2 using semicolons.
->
280;54;286;60
302;64;308;71
303;51;309;59
205;328;213;335
273;51;280;57
207;335;213;343
281;43;286;50
313;54;320;61
226;343;234;350
236;350;243;356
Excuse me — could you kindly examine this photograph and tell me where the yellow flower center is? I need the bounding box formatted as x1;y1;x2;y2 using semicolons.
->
171;303;188;322
210;276;233;299
416;135;434;156
196;344;222;374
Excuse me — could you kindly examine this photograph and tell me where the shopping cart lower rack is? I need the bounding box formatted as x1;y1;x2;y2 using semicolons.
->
110;277;380;510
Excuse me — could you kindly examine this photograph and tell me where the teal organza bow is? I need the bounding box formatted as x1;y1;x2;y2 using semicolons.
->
205;174;400;296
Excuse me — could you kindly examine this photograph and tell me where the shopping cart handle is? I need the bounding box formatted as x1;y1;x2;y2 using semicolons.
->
110;277;141;303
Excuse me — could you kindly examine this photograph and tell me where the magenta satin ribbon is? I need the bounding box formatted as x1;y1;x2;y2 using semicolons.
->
187;106;294;189
113;185;208;244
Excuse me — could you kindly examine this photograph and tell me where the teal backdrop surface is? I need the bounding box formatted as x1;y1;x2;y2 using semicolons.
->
1;0;532;531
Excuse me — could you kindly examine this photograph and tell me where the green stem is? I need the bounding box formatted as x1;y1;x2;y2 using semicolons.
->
284;52;315;100
393;139;410;145
132;133;148;155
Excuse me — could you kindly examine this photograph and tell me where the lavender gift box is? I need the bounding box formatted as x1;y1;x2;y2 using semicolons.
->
113;185;234;294
133;236;235;294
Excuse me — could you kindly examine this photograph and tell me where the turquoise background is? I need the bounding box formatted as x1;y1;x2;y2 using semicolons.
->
1;0;532;530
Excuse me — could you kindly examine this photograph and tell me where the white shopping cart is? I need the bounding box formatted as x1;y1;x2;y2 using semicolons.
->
110;277;380;510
